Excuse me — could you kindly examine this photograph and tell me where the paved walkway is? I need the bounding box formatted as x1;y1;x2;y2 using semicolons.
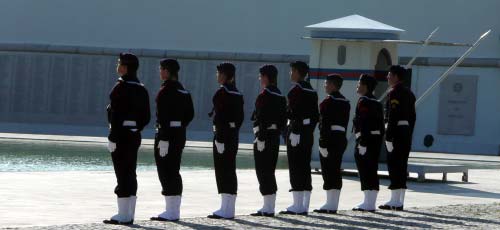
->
1;169;500;228
11;203;500;230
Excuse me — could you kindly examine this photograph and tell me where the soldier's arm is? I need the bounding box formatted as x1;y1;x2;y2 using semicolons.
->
157;87;173;141
213;90;228;143
254;93;269;141
139;88;151;131
386;91;405;142
356;99;371;146
319;99;332;148
182;91;195;127
236;95;244;130
108;83;126;143
288;87;304;134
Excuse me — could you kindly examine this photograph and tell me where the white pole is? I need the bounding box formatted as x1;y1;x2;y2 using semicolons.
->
406;27;440;68
415;29;491;107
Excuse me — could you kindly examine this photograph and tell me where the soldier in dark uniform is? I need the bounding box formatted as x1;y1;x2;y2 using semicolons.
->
150;59;194;222
104;53;151;225
352;74;384;212
250;65;287;217
313;74;350;214
207;62;244;219
280;61;319;215
379;65;416;211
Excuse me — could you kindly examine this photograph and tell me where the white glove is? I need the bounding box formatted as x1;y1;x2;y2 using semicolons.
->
108;141;116;153
319;147;328;158
256;139;265;152
158;140;169;157
358;145;367;156
386;141;394;153
215;140;225;154
289;133;300;147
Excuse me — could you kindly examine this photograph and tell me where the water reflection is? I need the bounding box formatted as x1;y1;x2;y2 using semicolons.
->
0;140;289;172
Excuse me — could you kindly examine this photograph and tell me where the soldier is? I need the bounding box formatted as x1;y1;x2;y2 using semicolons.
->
104;53;151;225
352;74;384;212
280;61;319;215
250;65;287;217
150;59;194;222
313;74;350;214
207;63;244;219
379;65;416;211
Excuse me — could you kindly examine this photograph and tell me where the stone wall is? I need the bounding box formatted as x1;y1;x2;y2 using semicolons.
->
0;46;307;136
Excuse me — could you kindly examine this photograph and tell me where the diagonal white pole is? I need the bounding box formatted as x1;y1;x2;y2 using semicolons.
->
406;27;440;68
415;29;491;107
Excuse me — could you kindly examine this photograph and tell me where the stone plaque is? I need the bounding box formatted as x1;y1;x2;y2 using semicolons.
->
438;75;478;135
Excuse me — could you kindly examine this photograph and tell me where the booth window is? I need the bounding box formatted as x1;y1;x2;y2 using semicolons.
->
337;45;346;65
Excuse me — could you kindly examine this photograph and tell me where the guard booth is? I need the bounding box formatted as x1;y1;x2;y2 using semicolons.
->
304;15;403;164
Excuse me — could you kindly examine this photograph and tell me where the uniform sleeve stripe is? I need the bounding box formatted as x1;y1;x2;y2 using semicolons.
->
221;85;242;95
264;88;285;97
177;89;190;94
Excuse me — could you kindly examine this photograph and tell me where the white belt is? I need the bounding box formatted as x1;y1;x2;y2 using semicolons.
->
356;131;381;138
287;119;311;126
253;124;277;134
170;121;181;127
331;125;346;132
123;120;136;127
398;120;409;126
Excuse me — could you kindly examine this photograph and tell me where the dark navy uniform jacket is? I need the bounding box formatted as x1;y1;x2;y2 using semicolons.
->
319;91;350;148
251;85;287;141
156;79;194;142
107;74;151;143
287;80;319;134
385;83;416;142
211;83;244;143
353;93;384;146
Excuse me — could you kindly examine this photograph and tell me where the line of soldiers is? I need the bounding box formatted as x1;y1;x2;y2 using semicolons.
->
103;53;416;225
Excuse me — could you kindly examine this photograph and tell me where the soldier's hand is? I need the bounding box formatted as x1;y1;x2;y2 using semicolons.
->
215;140;225;154
385;141;394;153
319;147;328;158
358;145;367;155
289;133;300;147
107;141;116;153
256;139;265;152
159;140;169;157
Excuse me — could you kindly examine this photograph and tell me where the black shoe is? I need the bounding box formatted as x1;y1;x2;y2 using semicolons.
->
279;210;308;216
378;204;392;210
103;219;133;225
207;214;223;219
150;216;179;222
378;205;404;211
352;207;375;212
313;209;337;214
207;214;234;220
250;211;275;217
